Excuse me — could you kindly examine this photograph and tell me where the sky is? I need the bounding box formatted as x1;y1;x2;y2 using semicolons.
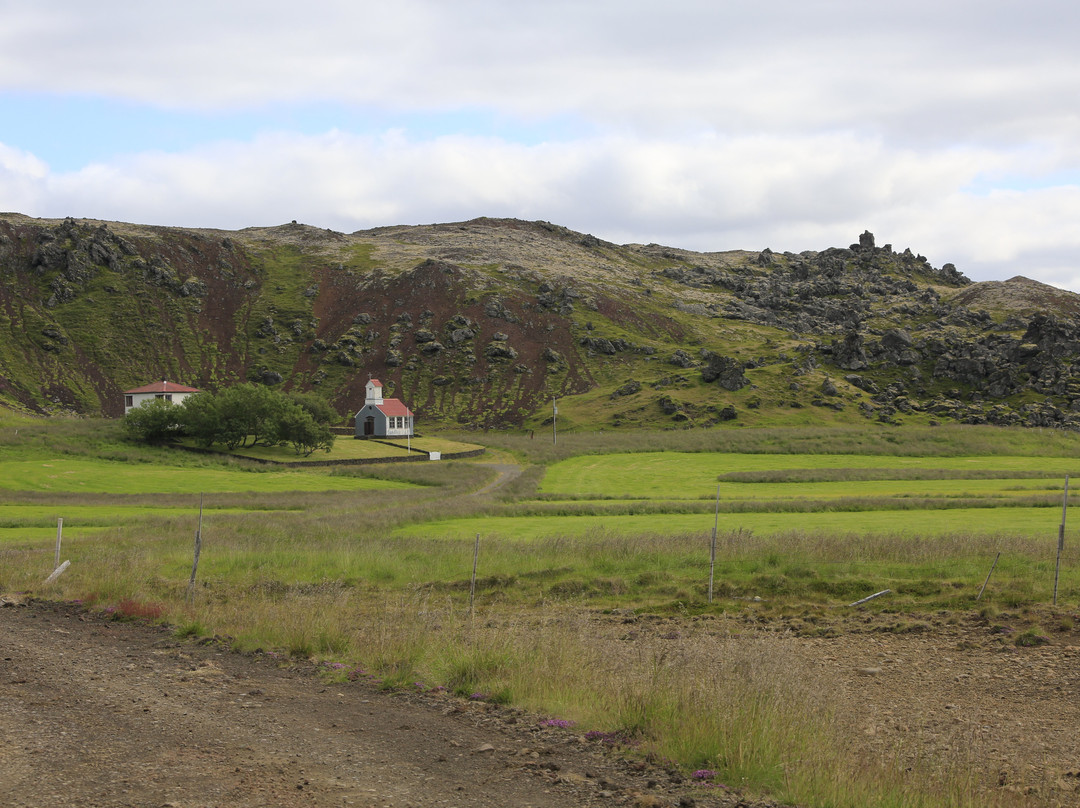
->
2;1;1080;290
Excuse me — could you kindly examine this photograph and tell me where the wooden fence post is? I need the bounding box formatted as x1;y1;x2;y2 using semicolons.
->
708;484;720;603
977;552;1001;602
848;589;891;607
54;517;63;570
44;560;70;586
186;494;204;603
469;534;480;615
1054;475;1069;606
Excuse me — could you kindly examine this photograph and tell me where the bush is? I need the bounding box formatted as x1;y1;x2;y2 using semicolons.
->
122;398;184;444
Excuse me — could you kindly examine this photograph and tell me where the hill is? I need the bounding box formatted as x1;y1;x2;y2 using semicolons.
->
2;213;1080;431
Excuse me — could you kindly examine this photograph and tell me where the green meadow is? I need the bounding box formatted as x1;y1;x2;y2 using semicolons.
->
4;415;1080;807
0;457;417;494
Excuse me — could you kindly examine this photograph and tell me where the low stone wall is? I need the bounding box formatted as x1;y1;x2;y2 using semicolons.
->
266;447;485;468
176;443;486;468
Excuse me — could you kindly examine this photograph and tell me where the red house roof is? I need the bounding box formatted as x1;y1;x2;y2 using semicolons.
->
376;399;413;417
124;380;202;395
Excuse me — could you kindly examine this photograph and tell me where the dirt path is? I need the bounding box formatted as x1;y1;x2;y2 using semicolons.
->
6;598;1080;807
471;463;525;496
0;600;758;808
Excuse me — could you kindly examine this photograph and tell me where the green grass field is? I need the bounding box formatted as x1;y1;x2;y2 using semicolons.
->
539;451;1080;499
5;417;1080;808
0;457;418;493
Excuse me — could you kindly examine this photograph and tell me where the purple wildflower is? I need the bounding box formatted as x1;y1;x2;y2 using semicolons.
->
542;718;575;728
692;769;716;781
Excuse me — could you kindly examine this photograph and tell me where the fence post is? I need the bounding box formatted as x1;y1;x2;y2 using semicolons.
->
54;517;63;570
469;534;480;615
1054;475;1069;606
186;494;204;603
708;484;720;603
976;552;1000;602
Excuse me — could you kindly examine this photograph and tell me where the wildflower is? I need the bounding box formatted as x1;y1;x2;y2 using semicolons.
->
692;769;716;781
542;718;575;728
469;692;487;701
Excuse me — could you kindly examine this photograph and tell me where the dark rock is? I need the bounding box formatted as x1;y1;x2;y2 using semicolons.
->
484;342;518;360
700;353;748;391
833;332;868;370
670;350;695;368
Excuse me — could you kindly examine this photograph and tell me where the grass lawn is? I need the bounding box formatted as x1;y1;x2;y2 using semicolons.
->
216;435;483;463
0;457;418;494
394;504;1071;541
540;452;1080;499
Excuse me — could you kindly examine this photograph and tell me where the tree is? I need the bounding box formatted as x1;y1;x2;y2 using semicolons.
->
122;398;183;444
176;391;220;447
287;391;339;425
213;384;286;448
273;404;335;456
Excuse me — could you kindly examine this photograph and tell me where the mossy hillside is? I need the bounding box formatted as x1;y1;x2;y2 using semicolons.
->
4;214;1080;434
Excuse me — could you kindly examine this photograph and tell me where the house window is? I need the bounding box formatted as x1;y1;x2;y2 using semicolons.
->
124;395;133;408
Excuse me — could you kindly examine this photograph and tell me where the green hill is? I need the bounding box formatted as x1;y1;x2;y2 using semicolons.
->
2;213;1079;431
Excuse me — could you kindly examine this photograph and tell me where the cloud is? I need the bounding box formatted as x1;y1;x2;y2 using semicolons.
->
2;1;1079;144
4;127;1077;289
0;142;48;212
3;2;1080;291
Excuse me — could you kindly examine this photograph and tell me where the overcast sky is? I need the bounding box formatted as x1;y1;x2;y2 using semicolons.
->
2;1;1080;290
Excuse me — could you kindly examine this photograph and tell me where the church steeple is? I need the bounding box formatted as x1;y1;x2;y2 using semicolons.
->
365;378;384;405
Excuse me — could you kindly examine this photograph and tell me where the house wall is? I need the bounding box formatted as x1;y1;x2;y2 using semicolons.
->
354;405;413;437
124;391;196;414
383;415;413;437
354;404;388;437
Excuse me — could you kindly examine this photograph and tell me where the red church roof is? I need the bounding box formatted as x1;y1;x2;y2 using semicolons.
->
124;380;202;395
376;399;413;417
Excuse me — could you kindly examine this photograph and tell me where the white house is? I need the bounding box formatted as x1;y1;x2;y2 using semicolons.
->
354;378;414;438
123;379;201;414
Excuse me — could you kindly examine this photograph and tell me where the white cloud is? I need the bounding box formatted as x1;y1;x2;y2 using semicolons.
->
2;2;1080;291
0;142;48;212
4;128;1076;289
1;1;1079;144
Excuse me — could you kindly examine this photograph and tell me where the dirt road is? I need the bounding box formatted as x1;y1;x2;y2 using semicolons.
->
1;600;753;808
7;597;1080;807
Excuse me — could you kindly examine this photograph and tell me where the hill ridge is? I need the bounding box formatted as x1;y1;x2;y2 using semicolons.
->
2;212;1079;432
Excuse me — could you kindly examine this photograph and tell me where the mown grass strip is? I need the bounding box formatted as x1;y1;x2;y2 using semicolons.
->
540;452;1080;499
395;505;1073;541
0;458;418;494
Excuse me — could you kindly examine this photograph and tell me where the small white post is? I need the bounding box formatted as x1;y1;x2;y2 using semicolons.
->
552;398;557;446
44;560;70;585
849;589;891;607
54;517;63;569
